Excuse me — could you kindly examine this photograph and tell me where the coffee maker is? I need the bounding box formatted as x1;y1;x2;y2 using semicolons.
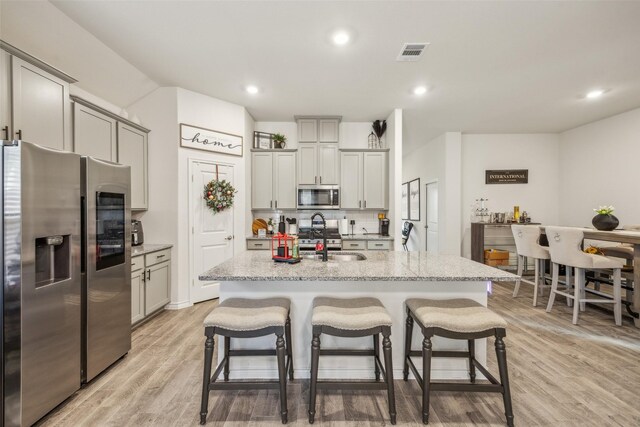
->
379;218;390;236
131;219;144;246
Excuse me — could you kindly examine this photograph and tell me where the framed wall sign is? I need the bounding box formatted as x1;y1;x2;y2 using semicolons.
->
485;169;528;184
254;131;274;149
180;123;243;157
401;182;409;220
409;178;421;221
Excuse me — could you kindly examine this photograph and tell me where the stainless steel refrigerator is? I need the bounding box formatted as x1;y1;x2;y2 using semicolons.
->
2;142;131;426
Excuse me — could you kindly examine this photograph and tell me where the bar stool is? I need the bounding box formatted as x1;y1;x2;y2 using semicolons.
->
308;297;396;425
403;298;514;426
511;225;550;306
200;298;293;425
545;226;624;325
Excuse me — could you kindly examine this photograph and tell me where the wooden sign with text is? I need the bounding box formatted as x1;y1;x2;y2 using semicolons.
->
485;169;528;184
180;123;243;157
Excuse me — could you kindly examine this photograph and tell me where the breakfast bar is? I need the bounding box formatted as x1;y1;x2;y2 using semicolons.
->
199;251;517;380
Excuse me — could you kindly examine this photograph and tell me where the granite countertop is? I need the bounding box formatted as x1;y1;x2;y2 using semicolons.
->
342;234;394;241
199;250;518;282
132;244;173;257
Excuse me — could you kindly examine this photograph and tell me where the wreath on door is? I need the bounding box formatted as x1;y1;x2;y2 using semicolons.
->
203;179;237;214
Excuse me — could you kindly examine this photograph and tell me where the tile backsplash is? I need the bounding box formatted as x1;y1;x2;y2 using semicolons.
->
251;210;384;234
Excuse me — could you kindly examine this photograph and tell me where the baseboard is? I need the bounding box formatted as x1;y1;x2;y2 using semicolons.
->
164;300;193;310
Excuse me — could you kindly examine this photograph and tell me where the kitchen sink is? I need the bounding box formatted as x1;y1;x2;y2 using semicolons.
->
300;252;367;261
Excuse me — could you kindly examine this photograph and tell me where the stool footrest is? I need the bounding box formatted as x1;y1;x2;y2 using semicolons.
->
409;350;471;358
429;382;503;393
316;381;388;391
229;349;276;356
319;349;375;357
210;381;281;391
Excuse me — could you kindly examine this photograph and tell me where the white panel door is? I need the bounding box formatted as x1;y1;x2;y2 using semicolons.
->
298;143;318;185
73;102;117;161
145;261;171;314
251;152;274;209
11;56;71;150
191;161;235;303
340;151;362;209
131;270;144;324
426;182;439;252
298;119;318;142
274;151;297;209
318;119;339;142
363;152;387;209
117;122;148;210
318;144;339;184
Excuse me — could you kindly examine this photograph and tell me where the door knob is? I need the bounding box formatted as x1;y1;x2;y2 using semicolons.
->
225;235;233;240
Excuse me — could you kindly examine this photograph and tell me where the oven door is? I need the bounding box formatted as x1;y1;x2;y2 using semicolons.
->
297;185;339;209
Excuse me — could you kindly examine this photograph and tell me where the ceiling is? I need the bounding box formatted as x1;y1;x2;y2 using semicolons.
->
40;1;640;151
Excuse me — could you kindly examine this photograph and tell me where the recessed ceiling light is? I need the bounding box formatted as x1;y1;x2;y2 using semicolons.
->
332;31;350;46
586;89;604;99
246;85;259;94
413;86;427;95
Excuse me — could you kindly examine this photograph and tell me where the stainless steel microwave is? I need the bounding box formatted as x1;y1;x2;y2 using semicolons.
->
297;185;340;210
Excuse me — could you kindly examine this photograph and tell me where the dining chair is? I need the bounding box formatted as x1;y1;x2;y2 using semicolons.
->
511;225;550;306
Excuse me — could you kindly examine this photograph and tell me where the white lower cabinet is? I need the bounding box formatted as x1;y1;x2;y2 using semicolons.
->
131;248;171;325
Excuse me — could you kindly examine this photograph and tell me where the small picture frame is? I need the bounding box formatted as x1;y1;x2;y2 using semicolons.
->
254;131;274;149
409;178;420;221
401;182;409;220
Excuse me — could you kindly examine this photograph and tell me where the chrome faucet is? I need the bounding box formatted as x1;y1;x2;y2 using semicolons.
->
310;212;328;262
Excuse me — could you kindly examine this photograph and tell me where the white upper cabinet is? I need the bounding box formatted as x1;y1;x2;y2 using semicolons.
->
340;150;388;210
252;151;274;209
339;151;362;209
73;102;117;161
11;57;71;151
298;119;318;142
0;50;11;140
318;144;339;184
118;122;148;210
298;143;318;185
318;119;339;143
363;151;388;209
273;151;297;209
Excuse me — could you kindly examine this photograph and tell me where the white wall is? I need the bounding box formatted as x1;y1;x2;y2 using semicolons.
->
461;134;561;258
128;87;250;309
559;107;640;228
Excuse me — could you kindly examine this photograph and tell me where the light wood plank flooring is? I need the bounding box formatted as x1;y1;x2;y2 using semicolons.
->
38;281;640;426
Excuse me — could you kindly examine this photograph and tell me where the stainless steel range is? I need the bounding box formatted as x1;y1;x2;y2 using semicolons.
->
297;219;342;250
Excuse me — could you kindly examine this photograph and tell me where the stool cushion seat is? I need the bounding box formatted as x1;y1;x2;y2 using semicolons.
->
312;297;392;330
406;298;507;333
204;297;290;331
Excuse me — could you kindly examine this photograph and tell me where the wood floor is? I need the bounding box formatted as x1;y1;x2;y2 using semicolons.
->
38;281;640;427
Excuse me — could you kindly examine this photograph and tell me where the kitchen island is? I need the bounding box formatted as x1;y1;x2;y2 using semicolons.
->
199;251;517;380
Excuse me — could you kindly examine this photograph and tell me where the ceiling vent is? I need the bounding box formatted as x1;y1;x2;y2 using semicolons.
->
396;42;430;62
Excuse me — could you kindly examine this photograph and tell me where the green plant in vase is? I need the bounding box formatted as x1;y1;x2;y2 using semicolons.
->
273;133;287;149
592;205;619;231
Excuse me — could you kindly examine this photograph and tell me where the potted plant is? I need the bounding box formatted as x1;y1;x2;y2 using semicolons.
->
273;133;287;149
592;205;619;231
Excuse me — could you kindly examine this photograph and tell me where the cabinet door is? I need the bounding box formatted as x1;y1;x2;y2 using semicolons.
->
73;102;117;161
318;119;339;143
131;270;144;324
11;56;71;150
145;261;170;315
118;122;148;210
363;152;388;209
274;151;297;209
340;151;362;209
1;50;11;139
318;144;339;184
251;152;274;209
298;143;318;185
298;119;318;142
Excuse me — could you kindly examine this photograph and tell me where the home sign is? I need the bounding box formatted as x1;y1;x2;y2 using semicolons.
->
180;123;243;157
485;169;528;184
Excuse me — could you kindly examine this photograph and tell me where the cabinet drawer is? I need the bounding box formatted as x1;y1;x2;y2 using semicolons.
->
145;248;171;266
342;240;366;250
131;255;144;272
247;240;270;250
367;240;391;250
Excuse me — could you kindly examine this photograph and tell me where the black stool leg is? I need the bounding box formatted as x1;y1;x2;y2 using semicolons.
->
382;331;397;425
403;313;414;381
276;334;288;424
422;335;433;424
468;339;476;383
373;333;381;381
200;330;215;425
285;316;294;380
223;337;231;381
495;333;514;427
308;332;321;424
